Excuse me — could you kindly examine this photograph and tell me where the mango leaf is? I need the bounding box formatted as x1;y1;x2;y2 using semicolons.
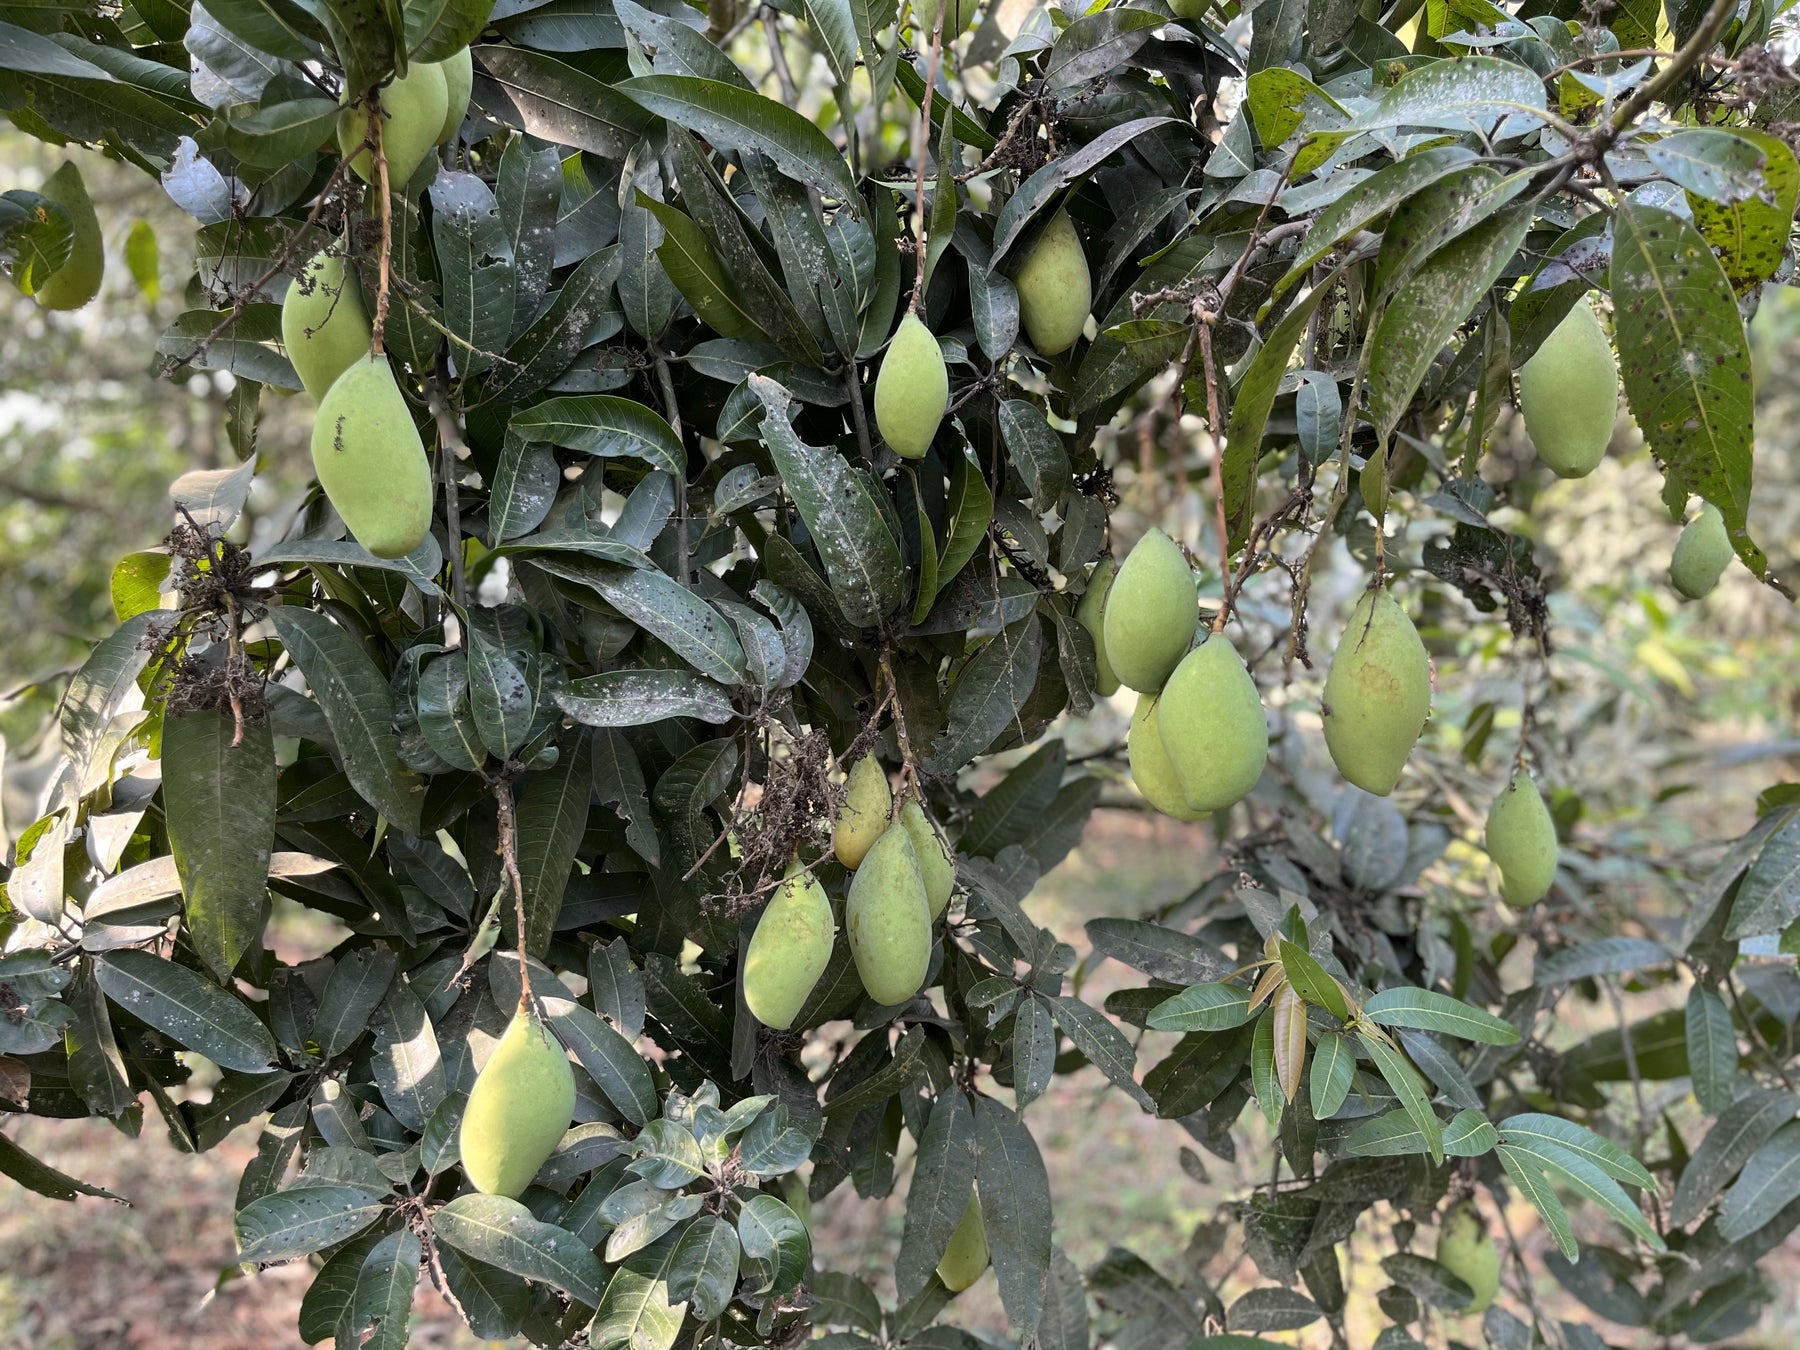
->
1670;1089;1800;1228
93;949;277;1072
590;1233;684;1350
1498;1143;1578;1260
1310;1030;1355;1119
1611;201;1765;580
1149;982;1255;1032
556;669;735;726
1686;983;1738;1115
313;947;399;1058
1690;129;1799;294
0;1130;125;1202
430;170;516;379
551;998;657;1126
1364;987;1520;1044
751;374;904;628
514;734;595;957
1497;1114;1655;1189
474;45;655;158
667;1214;739;1322
1359;1032;1442;1163
924;615;1042;774
896;1090;979;1300
269;608;424;832
162;706;276;981
435;1193;604;1305
1278;940;1348;1019
974;1094;1051;1342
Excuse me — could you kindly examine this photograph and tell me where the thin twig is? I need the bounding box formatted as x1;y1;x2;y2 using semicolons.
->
1603;0;1739;140
762;7;799;106
427;356;469;609
371;100;393;356
494;778;532;1008
845;361;874;465
906;0;949;316
652;346;690;585
1196;322;1231;632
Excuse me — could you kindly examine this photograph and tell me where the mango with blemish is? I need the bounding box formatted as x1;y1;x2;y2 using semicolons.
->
310;354;434;559
31;161;104;311
282;250;371;400
1322;588;1430;796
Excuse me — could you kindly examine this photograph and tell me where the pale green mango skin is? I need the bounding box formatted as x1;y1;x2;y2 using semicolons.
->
900;800;955;918
833;755;892;869
845;822;931;1006
1435;1203;1500;1313
1014;211;1091;356
914;0;978;38
460;1008;575;1198
1158;636;1268;813
936;1189;989;1291
33;161;104;311
338;61;449;186
282;251;372;399
744;868;835;1030
1103;528;1196;693
1485;772;1557;907
1322;588;1430;796
874;312;948;459
1519;297;1617;479
435;48;473;145
1129;694;1205;821
310;355;434;558
1074;556;1120;696
1670;502;1732;599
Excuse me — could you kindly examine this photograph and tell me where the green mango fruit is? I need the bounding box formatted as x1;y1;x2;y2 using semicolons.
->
435;48;473;145
743;863;835;1030
459;1006;575;1198
1129;693;1205;821
913;0;978;37
281;250;372;400
936;1189;989;1291
1169;0;1207;18
310;354;434;558
833;755;892;868
1102;528;1196;692
1435;1202;1500;1313
874;312;948;459
1670;502;1732;599
337;60;449;186
1014;210;1092;357
32;161;104;311
1322;587;1431;796
1158;635;1268;813
1074;556;1120;697
1485;771;1557;907
1519;296;1618;479
900;799;954;918
845;821;931;1006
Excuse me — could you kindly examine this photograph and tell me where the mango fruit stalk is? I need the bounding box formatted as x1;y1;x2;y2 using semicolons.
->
338;60;450;186
436;48;474;145
833;755;891;868
459;1004;576;1198
1435;1202;1500;1313
1322;587;1430;796
1129;693;1205;821
1102;528;1197;693
1074;556;1120;697
845;821;931;1006
1670;502;1732;600
936;1189;990;1292
310;354;434;559
32;160;104;311
1013;210;1091;356
1157;635;1268;813
874;312;948;459
743;862;835;1030
282;250;372;400
1485;771;1557;907
899;799;955;918
1518;296;1618;480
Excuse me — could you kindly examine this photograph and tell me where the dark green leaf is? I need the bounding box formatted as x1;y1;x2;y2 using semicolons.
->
94;949;277;1072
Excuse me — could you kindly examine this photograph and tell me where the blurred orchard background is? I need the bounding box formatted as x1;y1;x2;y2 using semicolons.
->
1;128;1797;1348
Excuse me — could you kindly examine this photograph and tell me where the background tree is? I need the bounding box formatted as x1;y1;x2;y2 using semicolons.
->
0;0;1798;1345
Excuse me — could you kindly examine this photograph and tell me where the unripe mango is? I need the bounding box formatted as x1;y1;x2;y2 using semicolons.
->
1102;528;1196;693
435;48;473;145
1670;502;1732;599
1435;1202;1500;1313
936;1189;989;1291
338;60;449;186
1322;587;1430;796
1158;635;1268;813
845;821;931;1006
914;0;978;37
1013;211;1091;357
1518;297;1618;479
1485;771;1557;908
874;312;948;459
833;755;891;869
743;864;835;1030
1129;693;1205;821
1074;556;1120;697
310;354;434;558
282;251;372;400
460;1006;575;1198
899;800;954;918
32;161;103;311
